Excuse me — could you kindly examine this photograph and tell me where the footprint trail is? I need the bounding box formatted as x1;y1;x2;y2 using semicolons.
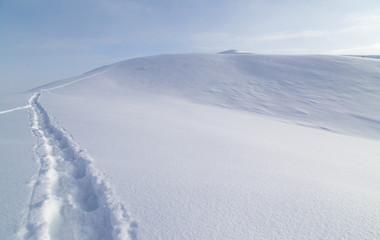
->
20;92;137;240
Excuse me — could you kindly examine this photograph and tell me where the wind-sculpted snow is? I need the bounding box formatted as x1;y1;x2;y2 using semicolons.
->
19;92;137;240
38;53;380;139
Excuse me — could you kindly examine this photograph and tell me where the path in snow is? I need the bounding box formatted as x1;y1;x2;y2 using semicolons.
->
0;105;30;115
18;91;137;240
0;65;112;116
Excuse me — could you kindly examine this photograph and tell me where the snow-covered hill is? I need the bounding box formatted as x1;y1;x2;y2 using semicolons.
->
1;53;380;239
38;53;380;139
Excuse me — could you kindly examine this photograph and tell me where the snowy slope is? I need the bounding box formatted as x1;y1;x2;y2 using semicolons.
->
1;53;380;239
40;91;380;240
37;53;380;139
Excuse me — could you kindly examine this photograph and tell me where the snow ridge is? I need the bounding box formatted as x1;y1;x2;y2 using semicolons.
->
20;92;137;240
29;65;113;93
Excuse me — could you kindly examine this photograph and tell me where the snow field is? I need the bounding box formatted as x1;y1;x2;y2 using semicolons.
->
32;53;380;239
40;90;380;240
0;110;37;240
50;53;380;139
1;52;379;239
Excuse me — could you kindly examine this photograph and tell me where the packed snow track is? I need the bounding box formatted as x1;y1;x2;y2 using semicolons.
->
18;92;137;240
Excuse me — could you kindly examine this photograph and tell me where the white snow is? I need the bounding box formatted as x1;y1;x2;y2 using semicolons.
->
44;53;379;139
19;92;136;240
0;105;31;115
0;110;37;239
1;52;380;239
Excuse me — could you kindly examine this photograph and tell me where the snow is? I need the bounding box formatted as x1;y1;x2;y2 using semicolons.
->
0;101;37;239
1;52;380;239
41;53;379;139
19;92;136;240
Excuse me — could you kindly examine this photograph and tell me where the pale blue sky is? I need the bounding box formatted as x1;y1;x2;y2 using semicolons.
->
1;0;380;92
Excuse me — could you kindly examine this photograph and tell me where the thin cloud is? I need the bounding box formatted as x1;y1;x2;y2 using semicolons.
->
192;30;326;44
15;37;124;51
328;43;380;55
191;30;332;52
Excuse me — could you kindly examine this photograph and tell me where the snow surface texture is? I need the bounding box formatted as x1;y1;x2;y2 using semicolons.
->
34;53;380;239
36;53;380;139
1;53;379;239
0;66;136;239
18;92;137;240
0;109;36;240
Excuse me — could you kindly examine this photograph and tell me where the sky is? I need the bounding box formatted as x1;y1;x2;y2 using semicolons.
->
1;0;380;92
